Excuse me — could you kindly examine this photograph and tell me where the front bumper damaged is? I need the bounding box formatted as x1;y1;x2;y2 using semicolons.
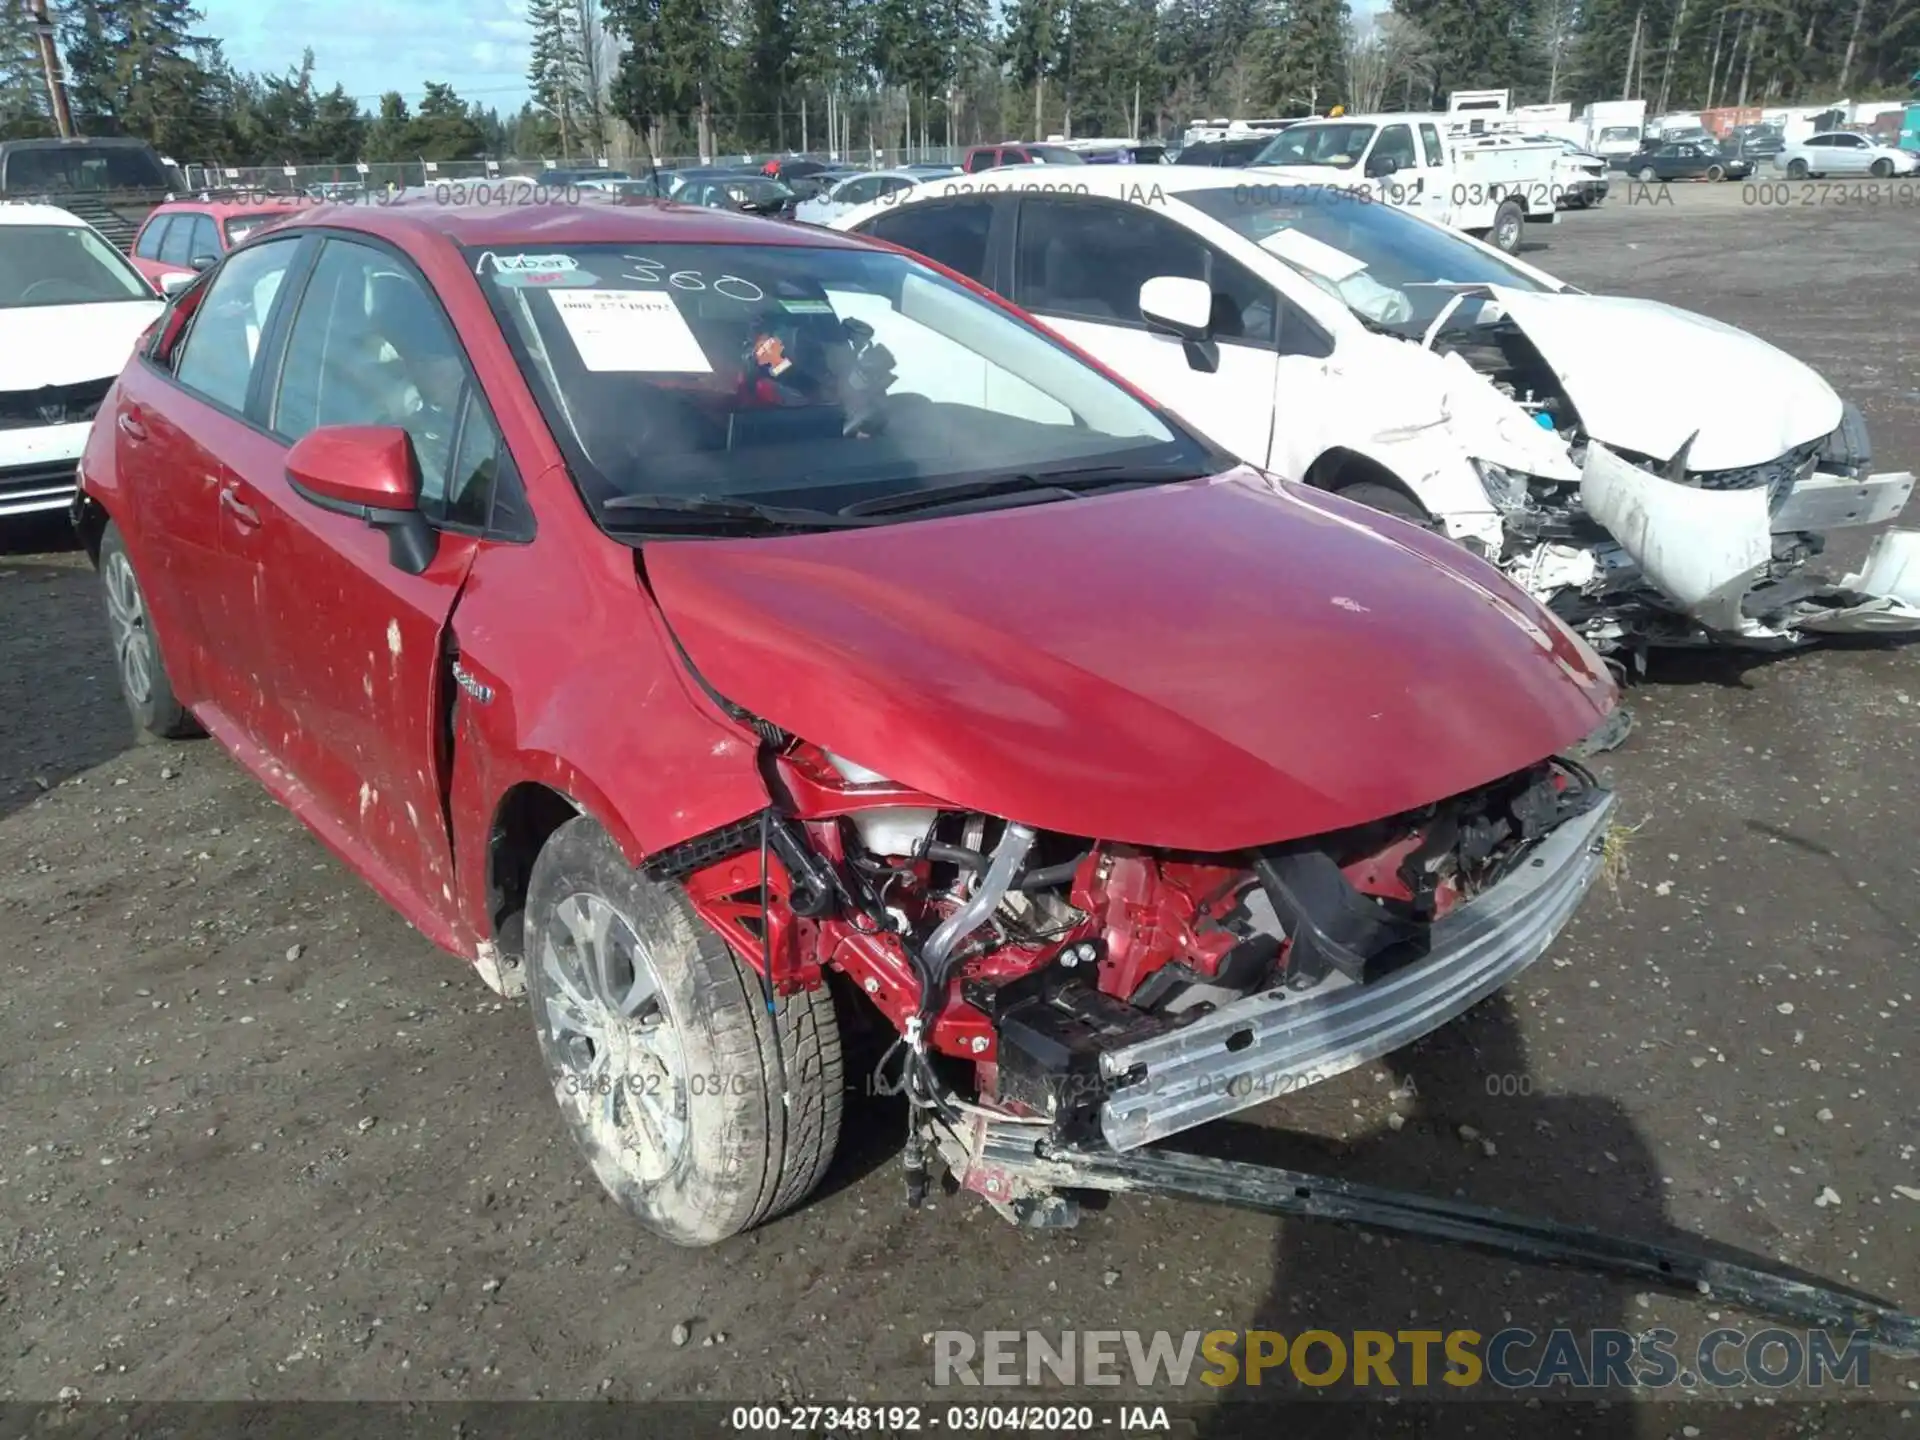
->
1579;442;1920;642
1095;791;1615;1152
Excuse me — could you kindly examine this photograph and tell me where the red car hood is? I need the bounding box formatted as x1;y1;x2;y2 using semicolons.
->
645;471;1616;852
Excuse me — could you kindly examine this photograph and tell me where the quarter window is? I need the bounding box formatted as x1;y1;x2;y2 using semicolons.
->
1419;123;1444;167
171;237;299;412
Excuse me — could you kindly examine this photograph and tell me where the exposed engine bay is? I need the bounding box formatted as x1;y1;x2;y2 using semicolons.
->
1424;307;1920;657
652;738;1609;1146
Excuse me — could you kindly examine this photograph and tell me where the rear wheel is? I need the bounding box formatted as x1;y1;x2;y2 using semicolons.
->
1636;166;1658;182
1490;198;1526;254
1787;158;1809;179
524;817;843;1245
99;522;197;742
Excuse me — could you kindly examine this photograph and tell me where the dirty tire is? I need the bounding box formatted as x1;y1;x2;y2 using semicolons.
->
1787;158;1808;179
1636;166;1657;183
1490;198;1526;253
1335;479;1432;528
1706;164;1725;182
524;816;843;1246
1871;157;1893;178
99;522;197;742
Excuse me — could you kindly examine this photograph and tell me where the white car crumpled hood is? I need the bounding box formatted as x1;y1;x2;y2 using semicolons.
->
1485;287;1843;472
0;300;163;391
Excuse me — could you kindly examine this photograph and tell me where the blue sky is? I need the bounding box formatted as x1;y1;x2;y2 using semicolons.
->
199;0;535;110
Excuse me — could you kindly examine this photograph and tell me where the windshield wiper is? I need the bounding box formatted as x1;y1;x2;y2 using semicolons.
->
839;462;1200;518
599;493;878;530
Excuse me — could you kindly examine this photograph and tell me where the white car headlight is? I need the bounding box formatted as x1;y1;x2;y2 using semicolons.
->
1472;459;1534;515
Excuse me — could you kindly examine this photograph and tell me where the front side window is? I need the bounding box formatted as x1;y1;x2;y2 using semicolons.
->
272;238;478;517
469;241;1210;525
1012;198;1275;345
0;223;156;309
171;238;299;409
1375;125;1418;170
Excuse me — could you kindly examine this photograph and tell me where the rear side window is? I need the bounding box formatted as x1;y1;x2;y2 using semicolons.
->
171;237;299;412
1419;124;1444;167
134;215;171;261
861;198;994;282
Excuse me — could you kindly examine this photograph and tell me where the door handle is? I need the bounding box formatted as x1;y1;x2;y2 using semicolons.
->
117;410;148;441
219;485;261;529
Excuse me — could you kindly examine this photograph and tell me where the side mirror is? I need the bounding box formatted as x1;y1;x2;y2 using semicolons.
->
159;270;195;295
285;425;437;575
1365;152;1400;178
190;253;218;272
1139;275;1219;374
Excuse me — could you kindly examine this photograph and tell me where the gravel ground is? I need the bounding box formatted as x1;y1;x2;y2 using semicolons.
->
1;184;1916;1434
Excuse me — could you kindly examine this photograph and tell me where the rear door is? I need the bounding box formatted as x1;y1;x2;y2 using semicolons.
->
1007;194;1282;466
111;234;306;716
243;232;526;928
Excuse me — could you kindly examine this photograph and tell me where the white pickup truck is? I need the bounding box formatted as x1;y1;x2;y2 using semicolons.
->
1250;113;1567;253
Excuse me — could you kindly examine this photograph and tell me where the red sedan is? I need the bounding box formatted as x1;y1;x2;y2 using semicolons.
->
74;193;1618;1244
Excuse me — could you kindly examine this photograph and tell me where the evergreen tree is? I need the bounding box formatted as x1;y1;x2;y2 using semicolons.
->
0;0;56;140
364;90;412;161
60;0;226;156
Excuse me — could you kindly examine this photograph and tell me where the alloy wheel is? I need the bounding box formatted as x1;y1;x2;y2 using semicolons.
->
104;548;155;707
537;890;690;1183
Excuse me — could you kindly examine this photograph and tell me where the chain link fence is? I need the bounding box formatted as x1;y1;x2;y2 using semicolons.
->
178;146;969;196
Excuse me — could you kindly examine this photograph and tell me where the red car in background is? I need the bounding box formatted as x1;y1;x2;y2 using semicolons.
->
73;191;1618;1246
128;196;310;294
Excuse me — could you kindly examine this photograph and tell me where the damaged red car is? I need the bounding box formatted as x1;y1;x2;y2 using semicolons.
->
75;196;1620;1244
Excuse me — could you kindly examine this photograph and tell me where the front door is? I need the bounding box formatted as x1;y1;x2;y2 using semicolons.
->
233;233;516;934
1007;195;1281;467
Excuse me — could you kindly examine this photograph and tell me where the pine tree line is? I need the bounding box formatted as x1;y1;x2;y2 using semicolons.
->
4;0;1917;167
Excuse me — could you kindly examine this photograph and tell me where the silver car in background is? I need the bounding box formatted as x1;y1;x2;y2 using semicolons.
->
1781;130;1920;178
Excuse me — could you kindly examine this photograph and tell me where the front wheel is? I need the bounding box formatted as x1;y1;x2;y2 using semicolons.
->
1335;478;1436;529
1871;157;1894;178
1490;198;1526;254
524;817;843;1246
99;522;198;741
1706;164;1725;182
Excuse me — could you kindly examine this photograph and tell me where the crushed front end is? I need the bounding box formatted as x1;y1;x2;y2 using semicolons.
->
1436;305;1920;655
667;742;1613;1158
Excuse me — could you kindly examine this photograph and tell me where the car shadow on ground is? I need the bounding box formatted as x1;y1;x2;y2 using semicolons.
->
1187;992;1665;1438
0;521;137;823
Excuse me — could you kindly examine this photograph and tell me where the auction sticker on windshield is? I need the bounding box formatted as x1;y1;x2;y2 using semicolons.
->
551;288;713;372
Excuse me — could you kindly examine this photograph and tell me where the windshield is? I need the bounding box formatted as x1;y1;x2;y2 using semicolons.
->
1597;127;1640;145
3;144;173;192
1254;124;1377;169
1175;187;1551;332
469;242;1210;524
0;224;154;308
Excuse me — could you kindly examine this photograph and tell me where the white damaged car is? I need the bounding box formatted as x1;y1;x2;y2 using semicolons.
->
834;168;1920;657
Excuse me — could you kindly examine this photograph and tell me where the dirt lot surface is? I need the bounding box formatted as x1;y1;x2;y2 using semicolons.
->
2;184;1917;1434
